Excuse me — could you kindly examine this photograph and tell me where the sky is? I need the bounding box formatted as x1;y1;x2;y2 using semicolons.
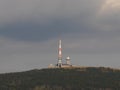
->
0;0;120;73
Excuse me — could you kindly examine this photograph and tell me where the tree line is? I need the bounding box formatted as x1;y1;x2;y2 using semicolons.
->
0;67;120;90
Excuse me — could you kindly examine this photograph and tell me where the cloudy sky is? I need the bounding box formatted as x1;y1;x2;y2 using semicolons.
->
0;0;120;73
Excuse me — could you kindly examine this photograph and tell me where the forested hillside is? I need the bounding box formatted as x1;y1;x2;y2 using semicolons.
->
0;67;120;90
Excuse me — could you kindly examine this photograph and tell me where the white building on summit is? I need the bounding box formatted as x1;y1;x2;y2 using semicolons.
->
66;56;71;65
49;40;72;68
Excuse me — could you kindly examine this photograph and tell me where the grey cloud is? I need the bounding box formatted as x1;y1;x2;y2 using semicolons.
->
0;0;105;42
0;0;103;21
0;0;119;42
62;31;120;53
0;17;97;42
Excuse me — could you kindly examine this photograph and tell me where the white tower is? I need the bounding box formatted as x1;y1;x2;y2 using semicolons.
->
66;56;71;65
58;40;62;67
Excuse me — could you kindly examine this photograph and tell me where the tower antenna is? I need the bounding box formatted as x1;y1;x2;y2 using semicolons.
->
58;39;62;67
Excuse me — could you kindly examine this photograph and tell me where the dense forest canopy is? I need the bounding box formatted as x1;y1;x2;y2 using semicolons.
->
0;67;120;90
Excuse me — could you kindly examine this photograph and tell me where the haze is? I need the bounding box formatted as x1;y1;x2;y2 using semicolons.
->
0;0;120;73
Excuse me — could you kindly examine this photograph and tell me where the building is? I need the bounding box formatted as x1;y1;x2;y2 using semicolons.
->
48;40;72;68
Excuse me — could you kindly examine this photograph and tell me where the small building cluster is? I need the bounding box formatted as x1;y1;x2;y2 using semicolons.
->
48;40;72;68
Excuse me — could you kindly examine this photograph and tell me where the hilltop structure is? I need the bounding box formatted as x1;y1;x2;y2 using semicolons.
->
49;40;72;68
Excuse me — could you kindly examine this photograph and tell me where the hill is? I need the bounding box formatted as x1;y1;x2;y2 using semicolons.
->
0;67;120;90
